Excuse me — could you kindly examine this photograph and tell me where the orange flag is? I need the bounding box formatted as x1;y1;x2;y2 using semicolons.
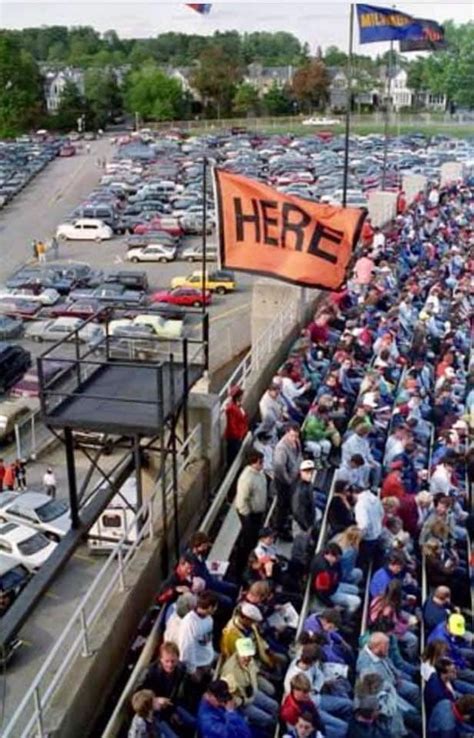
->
213;169;366;290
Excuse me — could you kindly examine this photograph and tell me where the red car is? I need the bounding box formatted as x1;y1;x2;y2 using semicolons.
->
59;144;76;157
47;299;109;322
134;219;183;238
150;288;212;308
0;298;40;320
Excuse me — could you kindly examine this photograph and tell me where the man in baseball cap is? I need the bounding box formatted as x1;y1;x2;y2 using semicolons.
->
292;460;318;536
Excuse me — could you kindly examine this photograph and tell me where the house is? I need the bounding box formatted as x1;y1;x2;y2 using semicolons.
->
43;67;85;113
327;66;379;112
381;67;413;111
245;63;295;94
414;91;447;111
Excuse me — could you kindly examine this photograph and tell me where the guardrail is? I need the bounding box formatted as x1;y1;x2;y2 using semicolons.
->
14;407;54;461
1;423;203;738
218;297;300;405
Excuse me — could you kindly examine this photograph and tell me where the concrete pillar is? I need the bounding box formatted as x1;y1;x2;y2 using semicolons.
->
188;392;222;483
403;174;427;205
251;278;304;344
367;191;398;228
440;162;464;187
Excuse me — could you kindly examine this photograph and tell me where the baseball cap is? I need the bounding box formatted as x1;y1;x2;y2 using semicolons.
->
448;613;465;636
240;603;263;622
300;460;315;471
208;679;232;702
235;637;256;658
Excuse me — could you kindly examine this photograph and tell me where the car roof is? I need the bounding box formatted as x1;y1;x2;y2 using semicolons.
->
0;553;26;575
0;521;40;543
53;317;82;326
4;491;54;510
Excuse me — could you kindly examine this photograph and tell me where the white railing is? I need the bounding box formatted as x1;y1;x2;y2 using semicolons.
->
2;423;203;738
218;297;301;405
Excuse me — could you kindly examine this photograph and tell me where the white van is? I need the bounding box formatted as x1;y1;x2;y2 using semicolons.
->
88;477;139;553
56;218;113;242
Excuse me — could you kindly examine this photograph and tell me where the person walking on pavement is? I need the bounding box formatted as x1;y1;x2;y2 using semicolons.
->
32;240;38;261
3;463;16;491
36;240;46;264
0;458;5;492
51;236;59;260
15;459;27;490
43;468;56;498
273;422;302;542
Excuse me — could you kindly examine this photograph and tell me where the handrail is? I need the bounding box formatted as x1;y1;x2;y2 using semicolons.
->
1;423;203;738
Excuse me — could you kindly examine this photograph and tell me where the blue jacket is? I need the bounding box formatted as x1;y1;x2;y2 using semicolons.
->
197;698;252;738
428;699;472;738
303;614;352;665
425;673;455;718
423;597;449;634
427;623;467;670
369;567;401;598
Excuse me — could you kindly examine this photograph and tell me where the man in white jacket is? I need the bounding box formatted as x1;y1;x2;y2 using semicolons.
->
354;488;384;571
178;590;218;681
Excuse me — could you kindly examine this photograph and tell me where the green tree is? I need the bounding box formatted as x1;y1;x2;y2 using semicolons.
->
261;82;292;115
191;46;244;117
52;79;86;131
0;33;44;137
124;65;184;121
233;82;260;116
291;59;330;112
324;45;348;67
84;68;122;128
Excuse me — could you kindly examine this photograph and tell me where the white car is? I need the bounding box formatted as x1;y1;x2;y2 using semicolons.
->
0;521;57;571
108;314;183;340
25;316;104;344
2;288;60;306
329;189;368;208
302;116;339;126
180;244;218;262
56;218;113;242
0;492;71;540
127;244;177;263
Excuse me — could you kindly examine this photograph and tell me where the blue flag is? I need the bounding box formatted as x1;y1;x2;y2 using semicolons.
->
356;4;428;44
400;19;446;52
186;3;212;13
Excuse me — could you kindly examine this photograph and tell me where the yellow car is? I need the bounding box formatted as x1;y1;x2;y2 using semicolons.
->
170;270;236;295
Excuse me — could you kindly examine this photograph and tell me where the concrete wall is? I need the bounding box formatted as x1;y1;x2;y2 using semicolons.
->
367;190;398;227
45;460;208;738
209;303;251;374
440;161;464;186
403;173;427;204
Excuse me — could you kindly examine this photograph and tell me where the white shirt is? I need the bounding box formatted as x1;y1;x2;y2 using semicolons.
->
355;491;384;541
178;610;214;673
43;471;56;487
373;232;386;250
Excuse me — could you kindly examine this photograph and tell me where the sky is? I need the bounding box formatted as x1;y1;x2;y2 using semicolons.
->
1;2;473;56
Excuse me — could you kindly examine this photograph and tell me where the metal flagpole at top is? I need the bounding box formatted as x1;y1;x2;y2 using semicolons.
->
342;3;355;208
382;36;395;190
201;156;208;313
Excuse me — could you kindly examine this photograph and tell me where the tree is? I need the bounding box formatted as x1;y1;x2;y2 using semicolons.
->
84;68;122;128
261;83;293;115
124;65;185;121
233;82;260;116
0;33;44;137
191;46;244;117
324;45;348;67
291;59;330;112
53;79;86;131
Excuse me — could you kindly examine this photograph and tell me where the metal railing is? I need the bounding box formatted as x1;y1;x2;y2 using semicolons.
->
1;423;203;738
218;297;300;405
14;407;54;461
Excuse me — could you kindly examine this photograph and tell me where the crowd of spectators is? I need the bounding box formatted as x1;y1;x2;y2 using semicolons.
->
127;179;474;738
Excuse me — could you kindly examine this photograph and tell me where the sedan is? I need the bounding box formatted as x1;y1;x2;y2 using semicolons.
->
68;286;145;307
2;288;60;306
150;288;212;308
109;315;183;340
0;316;23;340
0;492;70;541
127;245;177;263
0;298;40;320
47;299;109;322
25;317;104;344
0;521;57;571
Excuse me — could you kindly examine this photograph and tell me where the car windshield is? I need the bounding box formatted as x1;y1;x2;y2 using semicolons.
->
0;564;29;591
36;499;69;522
18;532;50;556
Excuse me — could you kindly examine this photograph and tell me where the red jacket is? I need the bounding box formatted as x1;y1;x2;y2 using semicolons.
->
398;495;419;538
361;221;374;245
381;471;406;500
225;401;248;441
280;693;320;727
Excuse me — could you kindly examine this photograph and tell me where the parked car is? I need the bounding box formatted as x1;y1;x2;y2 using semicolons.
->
103;271;149;292
0;400;31;444
126;232;179;250
171;270;236;295
47;299;109;322
0;344;31;394
6;268;74;295
133;218;182;238
0;492;70;541
0;522;57;571
127;244;177;263
0;298;40;320
10;361;65;399
56;219;113;242
1;288;60;306
59;144;76;157
108;314;183;340
0;552;31;616
180;244;218;262
24;317;104;345
150;287;212;308
68;285;146;308
0;316;23;340
180;214;214;235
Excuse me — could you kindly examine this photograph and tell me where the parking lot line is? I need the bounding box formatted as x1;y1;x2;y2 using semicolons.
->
209;302;250;324
73;553;95;564
44;591;60;600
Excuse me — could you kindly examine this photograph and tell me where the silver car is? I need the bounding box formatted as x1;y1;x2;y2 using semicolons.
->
25;316;104;344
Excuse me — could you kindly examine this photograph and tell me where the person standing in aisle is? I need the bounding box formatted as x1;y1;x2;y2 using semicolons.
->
273;423;302;542
43;468;57;498
225;386;249;466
